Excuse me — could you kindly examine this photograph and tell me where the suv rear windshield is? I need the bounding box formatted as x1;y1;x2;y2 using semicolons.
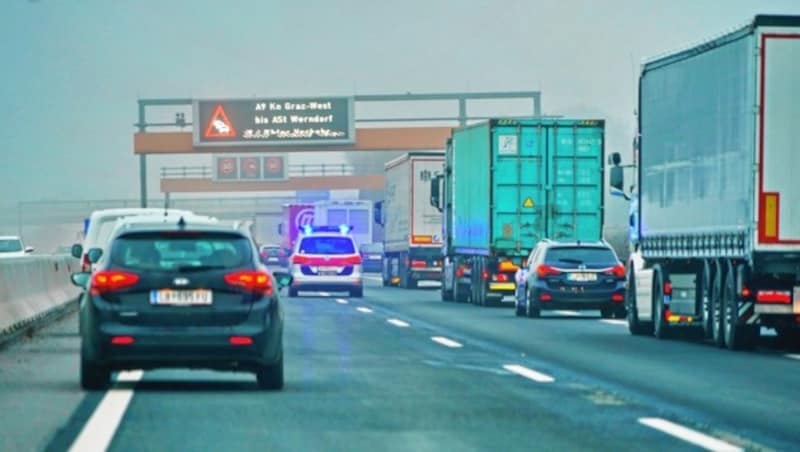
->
297;236;355;255
544;247;617;267
110;232;252;271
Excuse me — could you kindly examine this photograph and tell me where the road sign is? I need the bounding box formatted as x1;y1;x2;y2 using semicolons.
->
523;197;534;208
212;154;287;182
193;97;355;147
263;155;286;180
215;157;238;180
239;157;261;180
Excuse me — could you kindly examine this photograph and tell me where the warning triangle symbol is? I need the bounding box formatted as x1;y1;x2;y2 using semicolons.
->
523;197;534;208
204;104;237;138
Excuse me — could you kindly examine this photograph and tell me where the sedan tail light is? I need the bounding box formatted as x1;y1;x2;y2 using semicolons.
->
536;265;562;277
224;270;273;296
90;270;140;295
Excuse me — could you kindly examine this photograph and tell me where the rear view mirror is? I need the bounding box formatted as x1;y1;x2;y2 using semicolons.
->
24;247;34;254
430;174;443;212
70;272;91;288
87;247;103;264
609;152;622;166
373;201;384;226
272;271;293;289
71;243;83;259
610;166;624;192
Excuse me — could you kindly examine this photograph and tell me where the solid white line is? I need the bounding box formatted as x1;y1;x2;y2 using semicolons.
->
431;336;463;348
356;307;373;313
638;418;742;452
362;275;383;282
318;291;331;297
553;310;581;316
69;370;144;452
335;298;349;304
387;318;410;328
600;319;627;326
785;354;800;361
502;364;555;383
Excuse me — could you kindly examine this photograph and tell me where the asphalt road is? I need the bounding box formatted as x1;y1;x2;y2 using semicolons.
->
1;277;798;451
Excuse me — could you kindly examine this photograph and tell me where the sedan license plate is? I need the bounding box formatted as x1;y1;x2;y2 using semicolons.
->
151;289;212;306
567;272;597;282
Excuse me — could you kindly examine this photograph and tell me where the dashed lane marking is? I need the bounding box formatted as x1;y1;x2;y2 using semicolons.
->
638;417;742;452
431;336;463;348
69;370;144;452
502;364;555;383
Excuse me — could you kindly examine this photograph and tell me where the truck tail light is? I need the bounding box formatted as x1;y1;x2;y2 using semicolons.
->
492;273;510;282
81;254;91;272
498;261;519;272
663;281;672;296
612;293;624;302
756;290;791;304
410;260;426;268
224;271;273;296
90;270;139;296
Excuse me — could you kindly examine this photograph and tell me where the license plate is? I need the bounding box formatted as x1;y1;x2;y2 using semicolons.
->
318;266;339;276
151;289;213;306
369;254;381;259
567;273;597;282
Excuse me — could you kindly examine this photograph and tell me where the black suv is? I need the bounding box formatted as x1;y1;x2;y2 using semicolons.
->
70;217;292;390
517;240;626;318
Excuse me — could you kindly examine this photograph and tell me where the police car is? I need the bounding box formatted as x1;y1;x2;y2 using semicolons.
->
288;225;363;298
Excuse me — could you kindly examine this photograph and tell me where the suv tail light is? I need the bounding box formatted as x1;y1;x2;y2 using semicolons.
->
604;264;626;279
91;270;139;295
536;265;562;277
336;254;362;266
224;271;273;296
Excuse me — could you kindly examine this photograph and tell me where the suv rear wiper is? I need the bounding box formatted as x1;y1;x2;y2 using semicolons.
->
557;258;584;265
177;265;227;272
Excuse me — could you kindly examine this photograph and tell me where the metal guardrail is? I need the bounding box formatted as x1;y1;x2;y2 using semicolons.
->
160;163;381;179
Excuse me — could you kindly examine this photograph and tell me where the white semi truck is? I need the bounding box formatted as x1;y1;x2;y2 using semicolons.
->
378;152;444;289
610;15;800;350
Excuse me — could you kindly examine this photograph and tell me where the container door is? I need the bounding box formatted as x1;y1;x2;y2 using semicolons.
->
546;123;604;241
491;124;548;252
758;32;800;244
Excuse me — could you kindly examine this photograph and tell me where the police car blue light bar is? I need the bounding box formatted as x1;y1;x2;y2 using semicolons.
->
298;225;355;235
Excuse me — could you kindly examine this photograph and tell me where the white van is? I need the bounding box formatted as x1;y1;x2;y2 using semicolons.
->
72;208;193;271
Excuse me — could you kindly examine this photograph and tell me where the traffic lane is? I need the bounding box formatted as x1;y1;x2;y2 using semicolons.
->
74;292;678;452
360;280;800;450
0;312;92;452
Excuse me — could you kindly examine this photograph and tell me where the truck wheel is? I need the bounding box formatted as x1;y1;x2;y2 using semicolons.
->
441;279;454;302
526;290;541;318
454;282;468;303
515;284;527;316
407;276;418;289
350;287;364;298
626;269;652;336
701;261;714;339
653;266;671;340
712;261;726;347
722;266;755;350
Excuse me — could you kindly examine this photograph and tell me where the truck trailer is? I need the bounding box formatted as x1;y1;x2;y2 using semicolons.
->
610;15;800;349
380;152;444;288
432;119;605;306
313;200;374;248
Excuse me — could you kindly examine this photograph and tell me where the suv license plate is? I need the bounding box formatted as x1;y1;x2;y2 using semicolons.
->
151;289;213;306
567;273;597;282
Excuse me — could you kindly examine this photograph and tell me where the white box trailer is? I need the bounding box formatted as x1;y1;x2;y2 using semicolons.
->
610;15;800;350
380;152;444;288
312;200;373;248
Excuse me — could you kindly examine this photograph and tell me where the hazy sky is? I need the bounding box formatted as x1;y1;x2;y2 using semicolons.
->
2;0;799;205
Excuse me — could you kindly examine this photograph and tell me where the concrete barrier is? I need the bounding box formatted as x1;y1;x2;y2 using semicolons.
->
0;255;81;343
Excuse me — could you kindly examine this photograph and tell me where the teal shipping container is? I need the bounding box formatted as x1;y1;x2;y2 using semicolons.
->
437;118;605;306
